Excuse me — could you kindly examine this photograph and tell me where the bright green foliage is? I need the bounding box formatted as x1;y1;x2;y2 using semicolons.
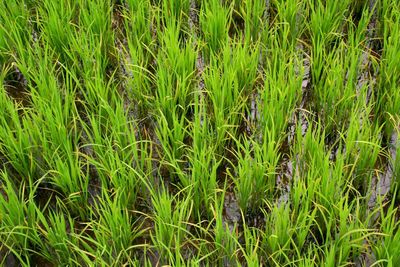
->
0;0;399;266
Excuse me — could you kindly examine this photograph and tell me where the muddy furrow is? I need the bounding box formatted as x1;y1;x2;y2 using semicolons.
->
360;0;390;212
355;1;381;265
276;43;311;206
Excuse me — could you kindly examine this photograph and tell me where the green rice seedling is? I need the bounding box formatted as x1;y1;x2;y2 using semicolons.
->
292;126;333;241
78;0;114;55
261;202;293;265
50;154;90;220
292;208;317;259
204;42;256;152
290;175;318;254
66;34;115;109
294;124;349;201
0;77;35;179
200;0;232;58
309;34;326;88
95;99;139;152
123;47;155;116
87;145;141;208
375;1;400;136
62;22;117;111
259;46;302;143
373;196;400;266
87;192;144;265
0;16;10;64
341;108;383;193
123;0;155;113
150;187;193;265
347;2;374;47
160;0;190;25
8;44;91;218
240;0;266;42
38;0;77;62
199;38;259;151
35;208;80;266
155;108;190;189
155;102;187;160
0;171;44;266
330;197;370;264
123;0;154;56
80;110;148;208
211;188;239;266
22;47;78;156
62;234;108;267
312;4;373;132
309;0;351;86
230;136;278;213
389;118;400;200
156;19;197;117
0;0;32;57
226;40;260;98
291;245;323;267
344;10;374;90
309;47;335;129
296;255;318;267
272;0;306;49
152;19;197;174
309;0;351;49
340;107;363;166
185;95;220;219
0;172;30;262
293;124;380;265
186;138;220;219
322;244;338;267
78;90;133;151
311;41;362;132
236;222;262;266
204;62;240;151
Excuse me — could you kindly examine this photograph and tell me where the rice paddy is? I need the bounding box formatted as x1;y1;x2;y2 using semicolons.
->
0;0;399;266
